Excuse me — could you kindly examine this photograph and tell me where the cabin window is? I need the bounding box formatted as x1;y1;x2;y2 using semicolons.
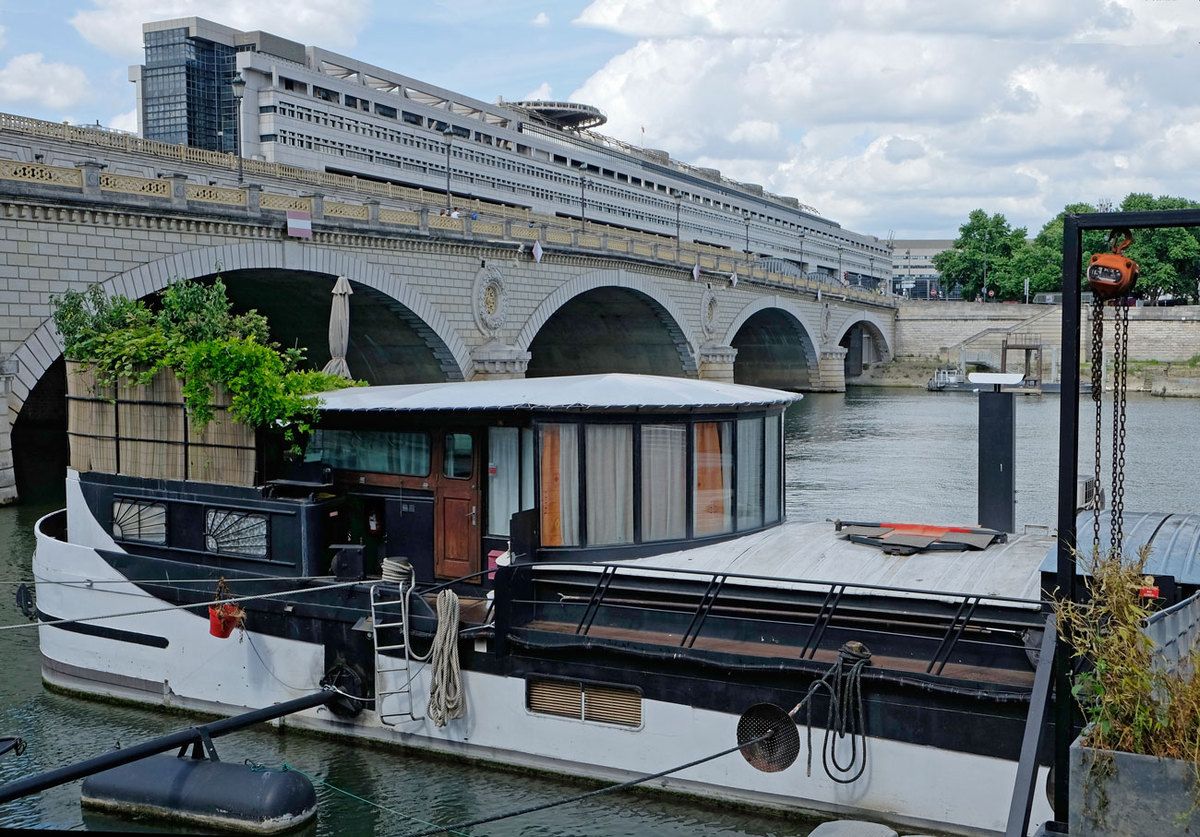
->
204;509;268;558
488;427;519;536
306;430;430;476
111;499;167;544
539;424;579;546
443;434;473;479
693;421;733;536
585;424;633;546
736;418;764;530
640;424;686;541
765;414;782;523
521;427;534;511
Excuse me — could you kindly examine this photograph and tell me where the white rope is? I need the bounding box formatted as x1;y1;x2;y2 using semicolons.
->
426;590;465;728
0;579;364;632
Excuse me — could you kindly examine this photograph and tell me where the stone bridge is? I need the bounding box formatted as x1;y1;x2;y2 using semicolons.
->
0;120;897;499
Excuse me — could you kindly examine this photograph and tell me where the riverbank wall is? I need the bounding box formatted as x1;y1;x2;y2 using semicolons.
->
858;301;1200;395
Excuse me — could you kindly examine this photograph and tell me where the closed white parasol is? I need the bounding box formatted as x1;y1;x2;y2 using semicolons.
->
321;275;353;379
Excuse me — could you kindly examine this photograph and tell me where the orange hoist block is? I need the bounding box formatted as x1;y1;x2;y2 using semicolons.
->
1087;228;1139;300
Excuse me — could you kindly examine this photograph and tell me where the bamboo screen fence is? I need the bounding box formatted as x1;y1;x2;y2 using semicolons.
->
65;361;256;486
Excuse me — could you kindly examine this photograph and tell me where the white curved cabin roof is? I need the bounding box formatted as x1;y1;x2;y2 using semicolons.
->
317;373;800;413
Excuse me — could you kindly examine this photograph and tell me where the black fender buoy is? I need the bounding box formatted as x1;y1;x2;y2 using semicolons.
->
81;754;316;834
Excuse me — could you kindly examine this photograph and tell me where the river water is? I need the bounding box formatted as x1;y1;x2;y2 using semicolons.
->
0;387;1195;834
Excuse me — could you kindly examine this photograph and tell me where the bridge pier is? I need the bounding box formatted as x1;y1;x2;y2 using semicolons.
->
812;348;849;392
0;364;15;504
697;345;738;383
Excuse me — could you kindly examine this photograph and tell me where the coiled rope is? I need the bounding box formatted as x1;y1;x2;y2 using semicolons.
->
804;640;871;784
425;590;464;727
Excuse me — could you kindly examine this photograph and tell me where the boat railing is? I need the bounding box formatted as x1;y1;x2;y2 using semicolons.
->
503;560;1048;681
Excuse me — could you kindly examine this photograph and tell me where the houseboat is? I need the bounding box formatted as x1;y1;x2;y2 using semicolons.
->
33;373;1061;835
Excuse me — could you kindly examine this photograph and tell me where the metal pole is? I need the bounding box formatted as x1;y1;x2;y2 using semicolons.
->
232;96;243;184
580;175;587;230
0;690;337;805
674;192;681;260
743;213;750;270
1052;214;1083;826
444;129;453;210
798;233;805;277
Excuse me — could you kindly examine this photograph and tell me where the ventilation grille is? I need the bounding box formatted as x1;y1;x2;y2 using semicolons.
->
526;679;641;728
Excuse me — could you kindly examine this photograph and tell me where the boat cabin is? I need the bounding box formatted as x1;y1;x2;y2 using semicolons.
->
305;374;797;581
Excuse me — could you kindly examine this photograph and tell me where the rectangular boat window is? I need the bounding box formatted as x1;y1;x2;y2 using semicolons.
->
443;433;473;479
737;418;764;530
204;509;268;558
585;424;633;546
111;499;167;544
693;421;732;536
520;427;534;511
765;413;782;523
306;429;430;476
640;424;686;542
539;424;579;546
488;427;519;536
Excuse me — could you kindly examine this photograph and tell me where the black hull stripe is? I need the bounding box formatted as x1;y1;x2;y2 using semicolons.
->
37;608;170;649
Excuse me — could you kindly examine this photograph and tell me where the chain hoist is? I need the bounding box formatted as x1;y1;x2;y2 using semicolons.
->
1086;228;1138;556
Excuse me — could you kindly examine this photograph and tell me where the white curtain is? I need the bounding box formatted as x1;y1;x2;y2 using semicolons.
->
641;424;686;541
765;414;782;523
521;427;534;510
539;424;579;546
488;427;519;536
737;418;764;530
586;425;633;545
694;422;733;536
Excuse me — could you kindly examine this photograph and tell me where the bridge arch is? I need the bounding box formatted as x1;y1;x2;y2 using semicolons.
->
723;297;820;391
835;312;893;378
10;241;469;415
517;269;699;377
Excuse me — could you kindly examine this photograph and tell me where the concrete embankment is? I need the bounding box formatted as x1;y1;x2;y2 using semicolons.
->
857;302;1200;396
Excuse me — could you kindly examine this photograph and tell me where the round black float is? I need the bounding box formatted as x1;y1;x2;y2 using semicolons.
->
81;754;316;834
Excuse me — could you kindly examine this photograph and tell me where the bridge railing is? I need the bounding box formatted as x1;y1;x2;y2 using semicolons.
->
0;148;893;308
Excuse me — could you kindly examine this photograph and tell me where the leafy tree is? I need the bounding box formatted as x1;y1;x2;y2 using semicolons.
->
932;210;1029;300
1116;194;1200;302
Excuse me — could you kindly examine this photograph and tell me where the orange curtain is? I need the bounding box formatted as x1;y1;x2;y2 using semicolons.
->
695;422;725;535
540;425;563;546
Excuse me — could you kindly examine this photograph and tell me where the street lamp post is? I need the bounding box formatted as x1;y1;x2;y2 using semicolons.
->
673;190;681;261
798;232;805;278
229;73;245;184
838;246;844;284
742;211;751;271
443;127;454;210
580;175;587;230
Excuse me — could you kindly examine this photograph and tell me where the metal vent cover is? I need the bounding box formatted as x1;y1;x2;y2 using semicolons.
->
526;679;581;719
583;684;643;728
526;679;642;728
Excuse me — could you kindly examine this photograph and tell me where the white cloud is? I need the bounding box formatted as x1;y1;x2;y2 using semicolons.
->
0;26;7;52
0;54;90;110
531;11;550;27
523;81;553;100
109;107;139;133
572;0;1200;236
70;0;370;58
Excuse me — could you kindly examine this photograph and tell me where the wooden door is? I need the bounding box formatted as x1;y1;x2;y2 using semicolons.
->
434;431;480;579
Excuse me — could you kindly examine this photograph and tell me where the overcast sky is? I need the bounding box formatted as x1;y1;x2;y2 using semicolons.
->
1;0;1197;238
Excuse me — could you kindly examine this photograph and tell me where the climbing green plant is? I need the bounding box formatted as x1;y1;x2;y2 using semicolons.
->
51;279;359;443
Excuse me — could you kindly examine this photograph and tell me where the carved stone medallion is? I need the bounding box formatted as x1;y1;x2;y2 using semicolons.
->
472;265;508;336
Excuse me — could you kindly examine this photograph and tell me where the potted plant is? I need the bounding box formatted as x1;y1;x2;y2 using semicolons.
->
1059;547;1200;836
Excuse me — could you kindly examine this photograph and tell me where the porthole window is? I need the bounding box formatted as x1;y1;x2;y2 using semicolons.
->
112;500;167;544
205;510;268;558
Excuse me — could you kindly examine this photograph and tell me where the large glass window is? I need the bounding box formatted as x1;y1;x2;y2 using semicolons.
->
737;418;764;530
205;509;268;558
694;422;733;536
488;427;519;536
539;424;579;546
443;433;473;479
306;430;429;476
585;425;633;546
641;424;686;541
765;414;782;523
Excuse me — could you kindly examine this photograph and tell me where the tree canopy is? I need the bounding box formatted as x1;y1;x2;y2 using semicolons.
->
932;194;1200;302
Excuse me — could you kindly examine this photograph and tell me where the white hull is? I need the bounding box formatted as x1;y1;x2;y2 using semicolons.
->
34;501;1052;836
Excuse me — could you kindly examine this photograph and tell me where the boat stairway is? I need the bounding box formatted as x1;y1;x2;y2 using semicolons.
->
369;583;425;725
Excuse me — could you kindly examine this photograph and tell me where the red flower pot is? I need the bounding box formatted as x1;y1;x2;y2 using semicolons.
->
208;604;243;639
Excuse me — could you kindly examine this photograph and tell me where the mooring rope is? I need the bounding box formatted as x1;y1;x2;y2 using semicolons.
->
804;641;871;784
425;590;464;727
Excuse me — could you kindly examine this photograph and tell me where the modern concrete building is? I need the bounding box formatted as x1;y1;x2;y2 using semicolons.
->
890;239;953;299
129;17;891;285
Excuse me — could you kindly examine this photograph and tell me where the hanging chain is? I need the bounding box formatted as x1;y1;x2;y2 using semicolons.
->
1110;301;1129;553
1090;297;1105;554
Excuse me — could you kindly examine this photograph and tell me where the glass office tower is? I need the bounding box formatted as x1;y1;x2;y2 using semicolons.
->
140;27;238;152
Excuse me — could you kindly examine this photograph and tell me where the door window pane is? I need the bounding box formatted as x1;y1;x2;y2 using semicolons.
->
488;427;519;536
737;418;764;530
765;414;782;524
444;433;473;479
521;427;534;510
641;424;686;541
585;425;633;546
694;422;732;536
539;424;579;546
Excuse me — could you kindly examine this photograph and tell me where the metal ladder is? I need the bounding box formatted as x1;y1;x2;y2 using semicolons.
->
369;583;424;725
